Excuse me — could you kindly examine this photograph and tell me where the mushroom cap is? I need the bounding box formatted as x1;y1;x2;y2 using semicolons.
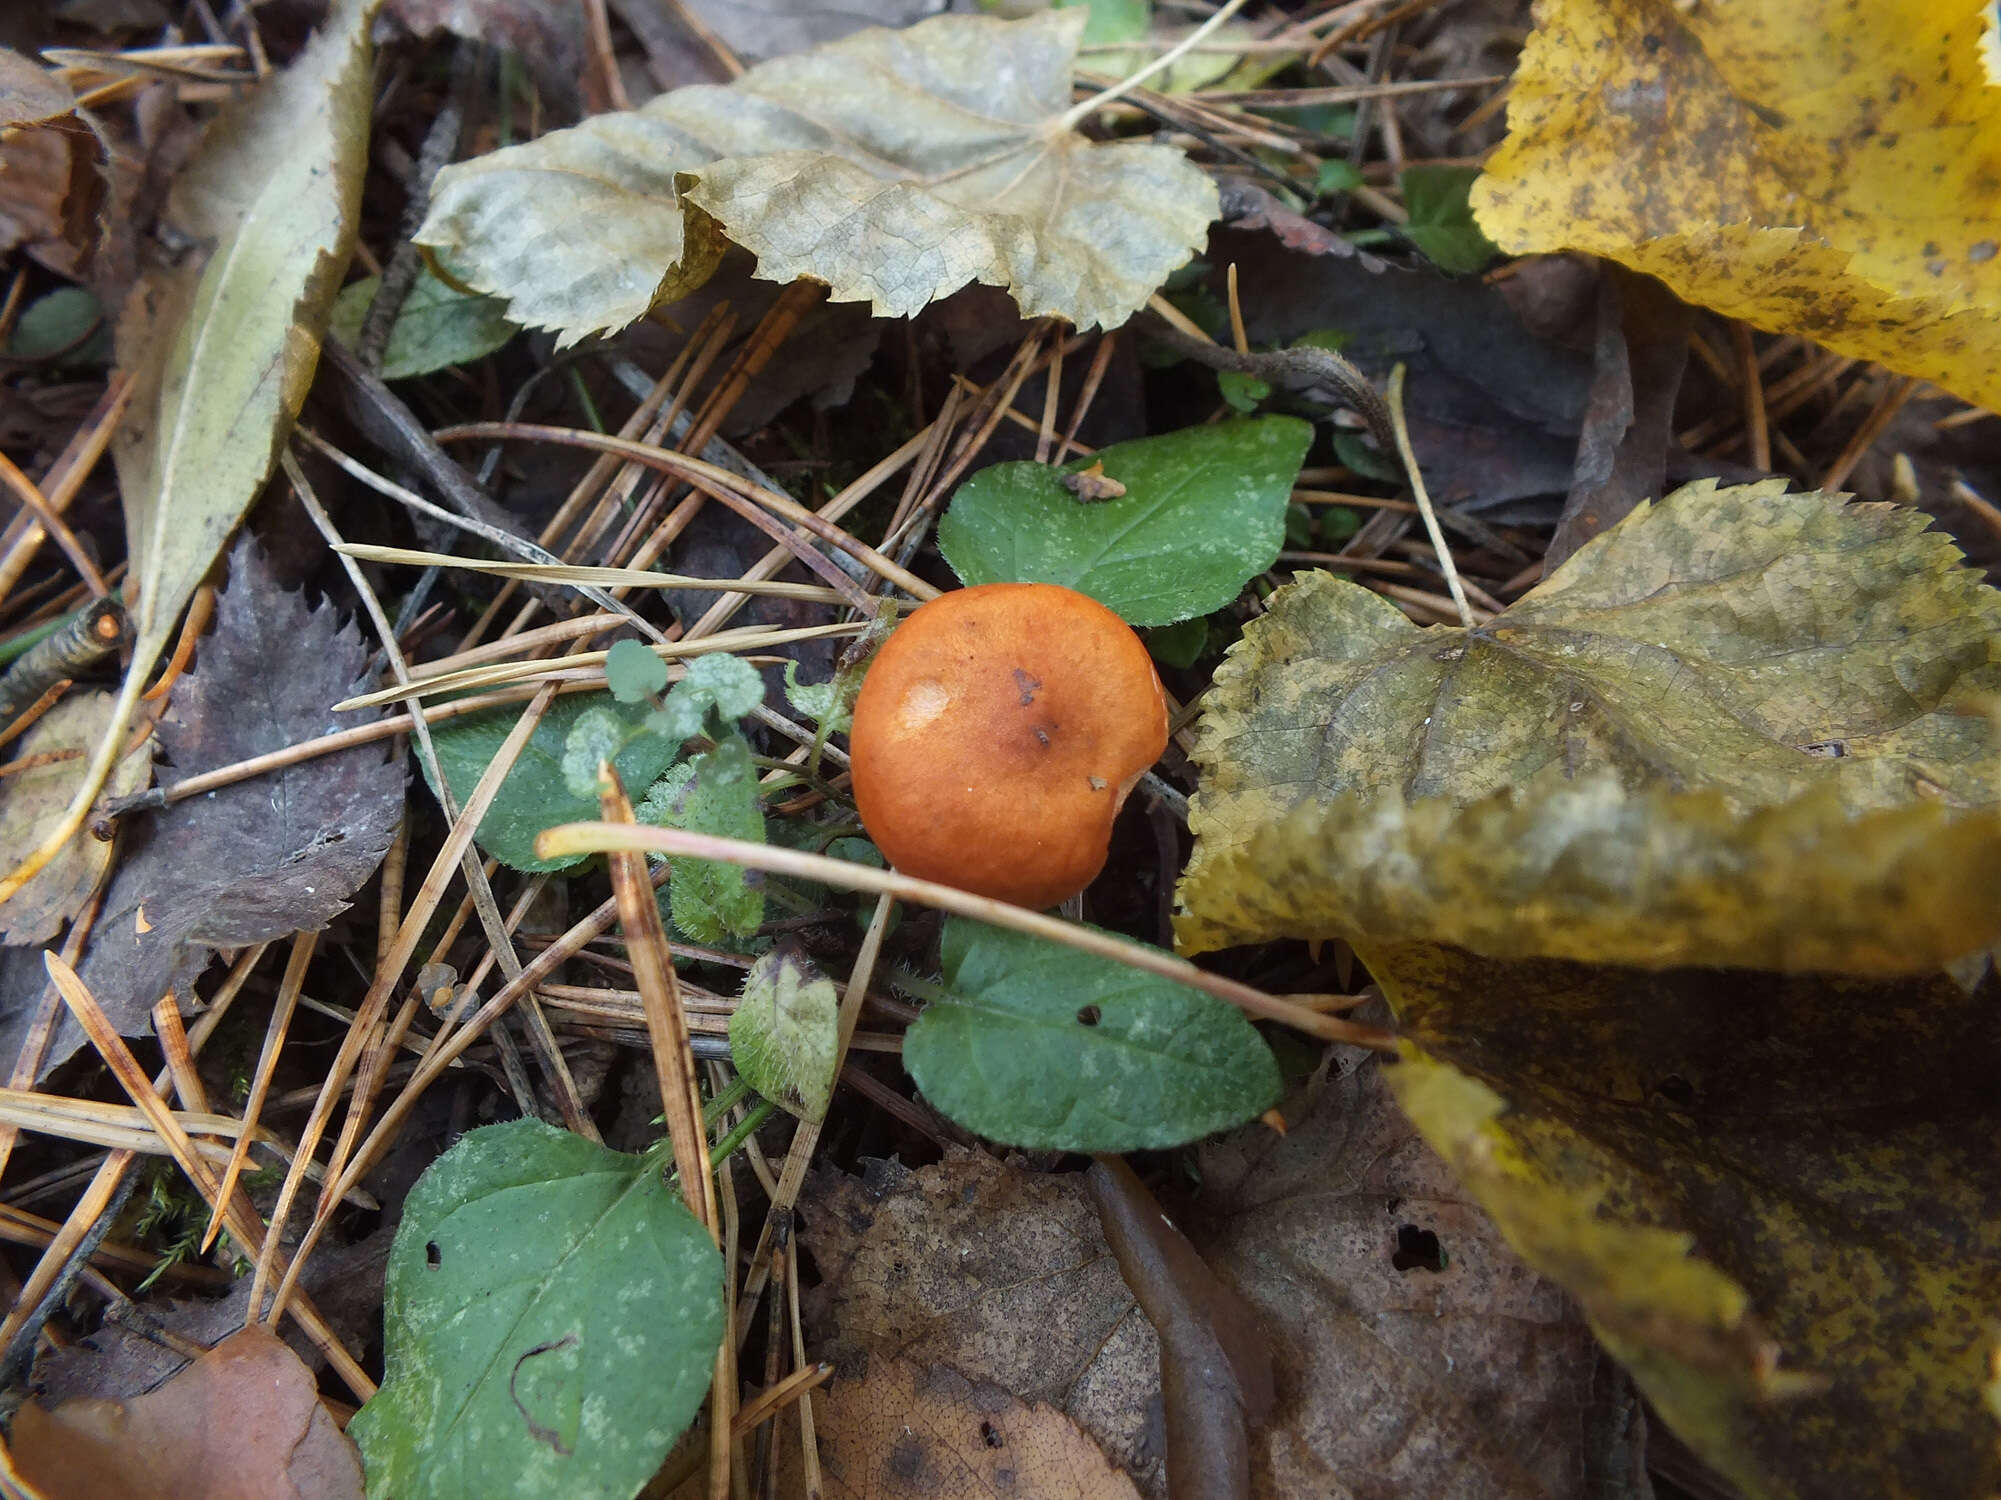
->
849;582;1169;910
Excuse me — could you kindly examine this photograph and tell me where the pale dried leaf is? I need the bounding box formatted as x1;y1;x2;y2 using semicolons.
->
112;0;375;679
781;1353;1143;1499
419;10;1216;341
0;693;151;946
1190;1053;1647;1499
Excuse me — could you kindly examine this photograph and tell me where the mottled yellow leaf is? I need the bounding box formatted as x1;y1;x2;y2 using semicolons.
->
418;10;1216;343
1472;0;2001;410
1177;479;2001;966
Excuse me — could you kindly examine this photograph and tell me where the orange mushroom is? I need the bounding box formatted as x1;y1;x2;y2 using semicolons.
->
848;582;1169;910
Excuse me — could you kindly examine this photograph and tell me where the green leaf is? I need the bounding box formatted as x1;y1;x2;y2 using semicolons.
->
937;416;1312;626
328;267;516;379
637;742;766;944
1398;164;1500;275
1216;368;1269;412
349;1119;722;1500
647;652;764;744
1178;480;2001;966
1054;0;1149;46
8;287;110;365
1144;615;1208;669
782;661;853;735
559;705;632;799
728;948;838;1122
418;10;1216;343
902;917;1280;1151
1313;158;1363;195
112;0;375;693
604;638;669;703
426;691;681;872
1331;429;1400;481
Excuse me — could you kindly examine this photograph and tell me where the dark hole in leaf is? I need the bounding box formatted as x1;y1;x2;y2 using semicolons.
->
425;1240;442;1268
980;1420;1003;1448
1076;1004;1101;1027
1654;1073;1696;1109
1392;1223;1447;1273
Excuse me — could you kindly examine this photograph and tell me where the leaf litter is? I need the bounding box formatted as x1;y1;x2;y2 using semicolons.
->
4;2;2001;1497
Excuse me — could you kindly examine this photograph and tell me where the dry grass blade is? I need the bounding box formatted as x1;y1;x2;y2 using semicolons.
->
596;767;731;1498
201;930;313;1253
332;622;862;712
39;954;374;1399
598;769;713;1231
333;543;850;602
539;822;1396;1049
431;423;940;602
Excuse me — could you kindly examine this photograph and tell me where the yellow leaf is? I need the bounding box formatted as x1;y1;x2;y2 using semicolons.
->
1471;0;2001;410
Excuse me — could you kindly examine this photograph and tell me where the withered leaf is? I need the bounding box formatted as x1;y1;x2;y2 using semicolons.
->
801;1152;1165;1494
1189;1051;1647;1500
1473;0;2001;410
66;541;400;1068
0;692;151;947
419;10;1216;341
778;1353;1143;1500
1178;480;2001;970
13;1325;364;1500
1383;957;2001;1500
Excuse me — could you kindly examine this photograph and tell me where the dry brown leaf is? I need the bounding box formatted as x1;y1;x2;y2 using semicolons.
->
801;1152;1165;1493
12;1325;365;1500
1187;1050;1649;1500
0;49;106;275
778;1352;1143;1500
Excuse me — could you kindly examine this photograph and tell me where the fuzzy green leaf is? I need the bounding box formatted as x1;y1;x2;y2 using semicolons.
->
636;743;766;943
729;948;838;1122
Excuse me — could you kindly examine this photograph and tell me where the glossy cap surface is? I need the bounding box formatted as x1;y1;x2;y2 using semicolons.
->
849;583;1169;910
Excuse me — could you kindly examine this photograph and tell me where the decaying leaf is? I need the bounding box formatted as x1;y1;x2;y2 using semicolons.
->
12;1325;364;1500
0;48;105;273
67;542;401;1066
1187;1051;1648;1500
111;0;374;703
1178;480;2001;967
777;1353;1143;1500
1383;958;2001;1500
1175;476;2001;1494
1471;0;2001;409
801;1151;1165;1494
0;693;151;947
418;10;1217;341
